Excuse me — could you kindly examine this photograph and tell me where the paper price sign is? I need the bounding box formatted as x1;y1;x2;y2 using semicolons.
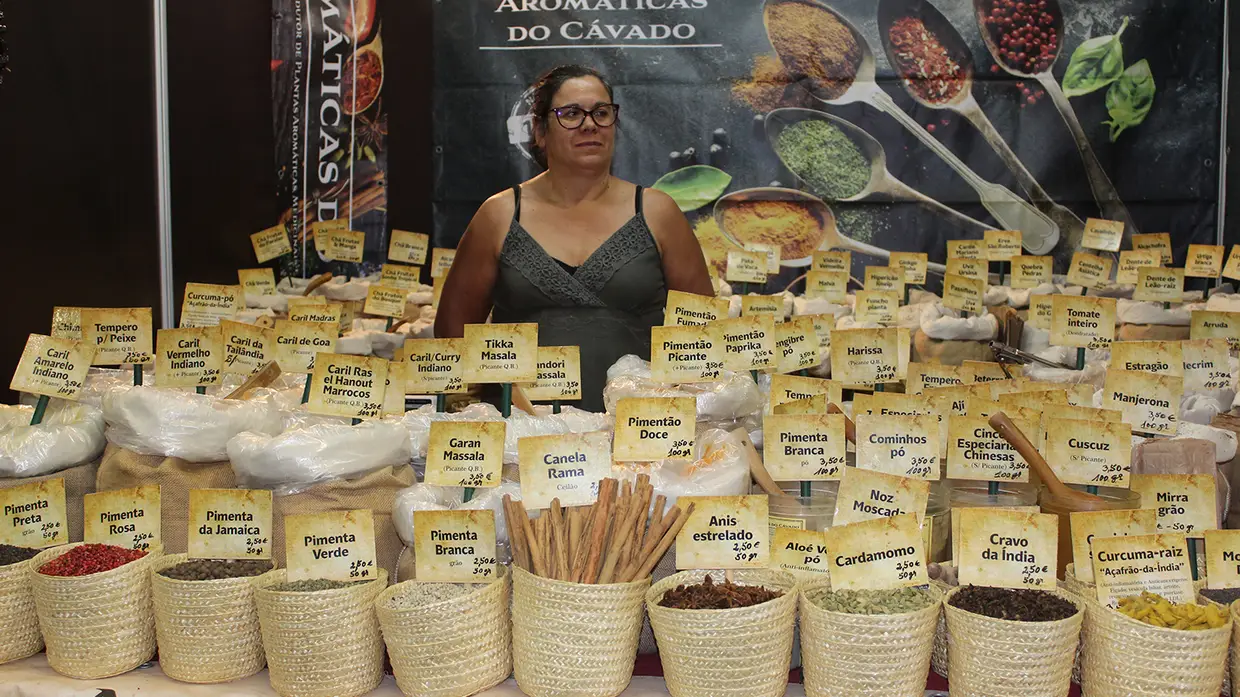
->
941;274;984;314
10;334;93;401
833;467;930;527
947;239;984;260
1028;295;1054;330
717;315;776;372
763;414;847;481
521;346;583;400
187;488;273;560
651;325;723;384
1010;256;1053;289
773;396;826;414
1130;474;1217;537
613;397;695;461
251;224;293;263
84;486;160;551
285;509;377;583
1186;244;1225;278
676;495;769;569
0;478;67;548
1044;418;1132;487
425;421;505;488
854;290;898;325
81;308;153;365
382;362;409;416
1132;233;1173;265
775;317;819;373
925;383;987;417
831;327;900;385
854;391;931;418
1132;266;1185;304
768;374;841;413
812;250;850;273
809;314;834;348
663;290;728;327
725;249;767;284
1183;339;1233;392
51;306;88;340
1050;295;1116;349
856;414;940;480
518;432;612;510
155;327;224;387
1116;250;1161;285
985;230;1023;261
311;220;345;258
1082;217;1125;252
380;263;421;291
1109;340;1181;377
404;338;466;394
271;321;337;374
741;294;783;320
1069;509;1157;585
805;270;848;303
1191;310;1240;353
1103;369;1182;436
413;510;497;582
946;257;985;281
1067;252;1114;288
462;322;539;383
746;243;781;273
997;389;1068;411
326;229;365;263
221;320;271;375
362;284;405;319
1092;533;1194;607
1224;246;1240;282
772;527;831;578
946;415;1032;483
238;268;277;296
389;230;430;265
827;514;928;590
889;252;928;284
963;360;1021;383
1204;529;1240;589
906;362;968;395
957;508;1058;590
966;398;1041;424
181;283;242;328
288;300;343;326
1042;404;1122;429
307;353;387;420
431;248;457;278
864;266;903;295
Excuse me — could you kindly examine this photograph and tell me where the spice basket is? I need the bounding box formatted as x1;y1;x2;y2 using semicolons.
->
150;553;274;684
1080;591;1230;697
254;569;388;697
646;569;798;697
1062;563;1096;685
1201;593;1234;697
1231;602;1240;697
376;566;511;697
511;565;649;697
929;578;953;677
29;542;158;679
798;579;940;697
0;556;42;665
943;586;1083;697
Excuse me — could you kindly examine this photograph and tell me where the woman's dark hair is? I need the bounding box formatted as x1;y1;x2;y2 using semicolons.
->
528;65;615;168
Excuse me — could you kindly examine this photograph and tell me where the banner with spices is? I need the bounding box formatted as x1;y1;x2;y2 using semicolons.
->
432;1;1224;288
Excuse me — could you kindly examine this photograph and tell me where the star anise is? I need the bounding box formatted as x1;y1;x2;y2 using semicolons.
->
354;98;387;160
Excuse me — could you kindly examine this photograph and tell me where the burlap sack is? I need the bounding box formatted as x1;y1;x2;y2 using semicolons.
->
271;465;413;575
0;556;41;665
255;569;387;697
646;569;798;697
912;330;993;365
377;568;511;697
96;444;233;554
798;580;940;697
1117;324;1191;341
1211;414;1240;529
944;586;1083;697
0;458;99;542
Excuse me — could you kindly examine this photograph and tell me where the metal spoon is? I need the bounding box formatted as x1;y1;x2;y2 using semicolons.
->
876;0;1083;255
763;0;1058;253
971;0;1138;243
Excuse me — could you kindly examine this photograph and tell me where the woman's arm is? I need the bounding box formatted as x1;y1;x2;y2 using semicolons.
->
432;194;510;338
643;188;715;296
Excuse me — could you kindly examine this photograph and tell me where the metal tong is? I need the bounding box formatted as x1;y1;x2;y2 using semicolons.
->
988;341;1075;371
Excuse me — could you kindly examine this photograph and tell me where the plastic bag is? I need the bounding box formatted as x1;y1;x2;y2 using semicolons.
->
792;296;848;319
634;429;750;513
1181;393;1229;427
402;403;611;464
103;386;284;462
1022;346;1108;386
227;417;412;493
1117;300;1196;327
1206;293;1240;313
983;285;1033;309
245;293;289;312
0;401;106;478
602;355;763;422
391;481;520;548
918;303;998;341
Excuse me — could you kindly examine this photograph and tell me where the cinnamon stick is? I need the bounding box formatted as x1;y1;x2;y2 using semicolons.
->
598;482;647;584
579;478;617;584
550;499;570;581
617;506;680;583
514;498;547;578
633;502;695;581
568;506;584;567
503;495;529;571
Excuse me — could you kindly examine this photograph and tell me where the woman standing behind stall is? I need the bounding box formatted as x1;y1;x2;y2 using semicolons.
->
434;65;714;412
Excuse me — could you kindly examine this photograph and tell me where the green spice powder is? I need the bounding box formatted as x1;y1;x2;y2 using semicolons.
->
270;578;356;592
775;120;871;200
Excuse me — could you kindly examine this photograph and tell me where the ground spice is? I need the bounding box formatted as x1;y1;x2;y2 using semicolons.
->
693;216;740;277
0;544;40;567
269;578;357;592
1200;587;1240;606
159;559;274;581
657;574;782;609
386;582;484;608
774;120;870;200
37;544;146;577
888;17;967;104
948;585;1077;622
732;55;811;114
766;1;861;100
718;199;826;261
808;586;935;615
1117;592;1227;630
979;0;1060;76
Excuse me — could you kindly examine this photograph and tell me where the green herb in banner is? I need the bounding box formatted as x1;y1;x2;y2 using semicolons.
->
651;165;733;212
774;120;870;201
1104;59;1155;142
1062;17;1129;98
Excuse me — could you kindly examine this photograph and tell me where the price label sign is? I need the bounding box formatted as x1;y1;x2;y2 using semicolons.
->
941;274;984;314
997;389;1068;411
812;250;851;273
676;495;769;569
271;320;337;374
1185;244;1225;278
663;290;728;327
963;360;1021;383
0;478;67;548
741;294;783;321
181;283;242;328
854;290;899;325
51;306;89;340
1191;310;1240;353
1223;246;1240;282
285;509;377;582
746;243;781;273
946;257;986;281
1133;266;1185;304
805;270;849;304
403;338;467;394
425;421;506;488
774;317;820;373
833;467;929;527
1092;533;1194;607
1067;252;1114;289
1010;256;1053;289
1182;338;1233;392
946;415;1033;483
1050;295;1116;349
864;266;903;295
1082;217;1125;252
1027;295;1054;330
288;300;343;325
856;414;940;480
238;268;277;296
1110;340;1181;377
251;224;293;263
925;383;987;417
389;230;430;265
431;248;457;278
1129;474;1217;537
725;249;767;284
520;346;583;401
307;353;388;420
517;432;612;510
771;527;831;578
763;414;847;481
1069;509;1157;585
84;486;160;552
651;325;724;384
1103;369;1182;436
957;508;1058;590
380;263;421;291
717;315;776;372
1203;529;1240;589
327;229;365;263
364;284;406;319
906;362;968;395
613;397;696;461
413;510;498;582
187;488;273;560
81;308;154;365
768;374;841;413
155;327;224;387
809;314;834;349
1132;233;1173;265
985;230;1023;261
830;327;899;386
947;239;984;260
462;322;539;383
1043;418;1132;487
826;514;928;590
10;334;93;401
311;220;345;258
1116;250;1161;285
889;252;928;285
773;396;826;415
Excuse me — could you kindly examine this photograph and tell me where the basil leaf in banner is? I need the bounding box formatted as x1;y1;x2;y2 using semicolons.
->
652;165;733;212
1104;59;1155;142
1062;17;1129;98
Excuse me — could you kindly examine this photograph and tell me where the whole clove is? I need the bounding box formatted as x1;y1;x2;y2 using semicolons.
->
948;585;1078;622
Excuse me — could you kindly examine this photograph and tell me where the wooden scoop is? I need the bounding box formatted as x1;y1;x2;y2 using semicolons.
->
730;427;794;500
827;402;856;444
988;411;1103;504
224;361;282;400
302;272;334;296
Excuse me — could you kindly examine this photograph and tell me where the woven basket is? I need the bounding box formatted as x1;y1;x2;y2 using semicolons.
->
929;578;953;677
646;569;798;697
254;569;388;697
511;565;649;697
0;556;42;665
150;553;273;684
1080;591;1230;697
943;586;1083;697
1201;593;1235;697
798;579;940;697
1230;602;1240;697
29;542;157;679
1062;563;1096;685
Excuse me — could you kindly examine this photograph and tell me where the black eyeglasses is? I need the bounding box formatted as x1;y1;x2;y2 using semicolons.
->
551;103;620;129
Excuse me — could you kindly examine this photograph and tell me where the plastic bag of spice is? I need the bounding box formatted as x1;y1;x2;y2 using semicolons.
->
603;354;763;422
401;402;611;466
0;544;43;666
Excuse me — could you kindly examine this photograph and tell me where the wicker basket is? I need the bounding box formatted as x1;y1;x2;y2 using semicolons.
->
150;553;273;684
1062;563;1096;685
254;569;388;697
29;542;157;679
798;579;940;697
1201;593;1235;697
1231;601;1240;697
943;586;1083;697
0;556;42;665
377;566;511;697
1081;591;1230;697
646;569;798;697
511;565;649;697
929;578;953;677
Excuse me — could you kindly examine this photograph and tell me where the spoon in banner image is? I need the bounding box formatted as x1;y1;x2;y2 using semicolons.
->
971;0;1138;242
763;0;1058;252
877;0;1083;255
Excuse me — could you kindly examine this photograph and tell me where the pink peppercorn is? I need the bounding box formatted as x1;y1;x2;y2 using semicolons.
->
38;544;146;577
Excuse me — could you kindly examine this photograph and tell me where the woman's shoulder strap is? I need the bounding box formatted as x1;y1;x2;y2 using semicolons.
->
634;184;644;215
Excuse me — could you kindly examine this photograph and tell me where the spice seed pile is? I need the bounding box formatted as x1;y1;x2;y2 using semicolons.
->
949;585;1077;622
1199;587;1240;606
387;582;484;608
1117;592;1227;630
888;17;968;105
765;0;861;100
658;574;782;610
37;544;146;577
269;578;356;593
0;544;39;567
808;587;935;615
159;559;273;581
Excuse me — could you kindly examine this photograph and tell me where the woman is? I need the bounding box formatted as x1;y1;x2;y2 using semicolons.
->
435;64;714;412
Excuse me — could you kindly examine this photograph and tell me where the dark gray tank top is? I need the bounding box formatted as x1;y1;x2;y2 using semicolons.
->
492;185;667;412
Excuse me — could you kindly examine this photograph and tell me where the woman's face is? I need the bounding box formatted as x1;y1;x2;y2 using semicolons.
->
537;76;616;169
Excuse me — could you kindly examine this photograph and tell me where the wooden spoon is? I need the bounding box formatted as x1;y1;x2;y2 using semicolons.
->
302;272;334;296
224;361;282;401
988;411;1102;503
827;402;856;444
730;427;794;500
